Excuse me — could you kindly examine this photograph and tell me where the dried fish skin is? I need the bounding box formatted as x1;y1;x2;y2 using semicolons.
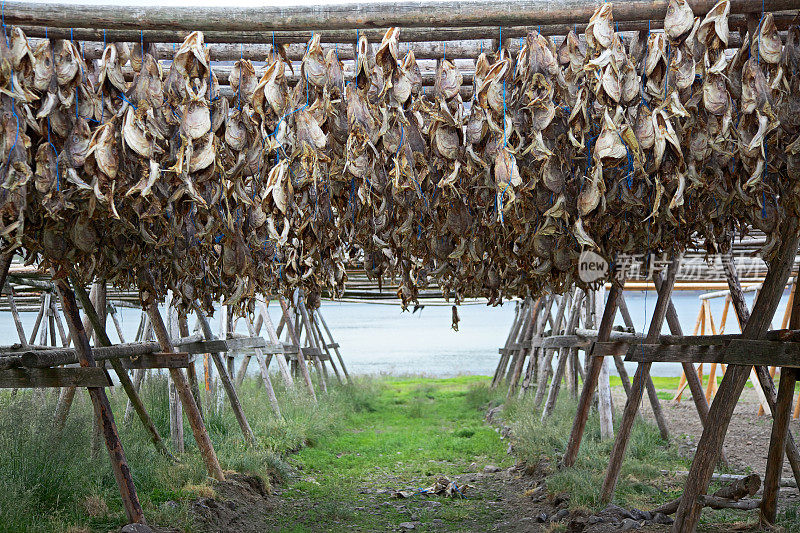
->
229;59;258;104
757;13;782;65
434;59;463;101
181;97;211;139
302;33;328;90
586;3;614;50
664;0;695;43
696;0;730;48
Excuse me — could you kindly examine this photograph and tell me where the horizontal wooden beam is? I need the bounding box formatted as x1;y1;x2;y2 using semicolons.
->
4;1;795;35
123;352;191;369
17;12;789;47
0;367;112;388
625;341;800;368
0;334;265;368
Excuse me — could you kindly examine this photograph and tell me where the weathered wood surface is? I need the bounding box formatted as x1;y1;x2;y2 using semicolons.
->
123;352;191;369
761;282;800;524
674;217;800;533
279;298;317;400
56;277;144;524
541;291;584;421
73;282;174;461
6;1;793;35
625;341;800;367
654;273;726;466
0;367;111;387
194;309;256;447
655;474;761;515
602;258;680;503
258;301;295;388
563;277;624;468
14;11;792;46
141;286;225;482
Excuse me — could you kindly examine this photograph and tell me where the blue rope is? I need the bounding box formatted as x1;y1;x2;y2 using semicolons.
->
1;0;8;47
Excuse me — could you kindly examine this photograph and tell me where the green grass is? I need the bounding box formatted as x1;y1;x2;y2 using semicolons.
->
270;375;510;531
0;375;371;532
2;374;799;532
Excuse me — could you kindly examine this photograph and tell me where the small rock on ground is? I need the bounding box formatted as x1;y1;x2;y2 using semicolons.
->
121;525;154;533
483;465;501;473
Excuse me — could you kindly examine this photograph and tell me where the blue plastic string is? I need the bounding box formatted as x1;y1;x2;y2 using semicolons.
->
118;92;138;109
443;41;446;61
498;27;502;51
1;0;7;46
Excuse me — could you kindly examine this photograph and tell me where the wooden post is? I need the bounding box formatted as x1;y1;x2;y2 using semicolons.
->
594;285;615;440
194;309;257;446
166;293;185;453
279;297;317;401
179;313;204;421
563;277;624;468
532;294;569;404
245;318;282;418
654;274;728;467
297;292;329;392
674;219;800;533
317;307;350;381
505;298;537;386
258;301;294;388
72;282;174;460
0;250;12;296
541;290;584;421
492;300;523;389
54;277;145;525
722;253;800;487
601;256;680;503
311;309;343;383
140;290;225;482
760;280;800;525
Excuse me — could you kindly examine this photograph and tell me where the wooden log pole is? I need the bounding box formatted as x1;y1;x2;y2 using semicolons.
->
760;280;800;525
279;298;317;401
258;301;294;388
653;273;727;467
542;291;584;421
317;307;350;382
510;297;544;399
54;277;144;525
178;314;204;421
601;256;680;503
562;277;624;468
0;251;13;298
311;310;342;382
6;1;795;36
492;301;523;389
139;286;225;482
193;308;256;447
722;252;800;489
617;291;670;438
674;218;800;533
72;281;174;461
297;293;329;392
532;294;569;404
244;319;282;418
